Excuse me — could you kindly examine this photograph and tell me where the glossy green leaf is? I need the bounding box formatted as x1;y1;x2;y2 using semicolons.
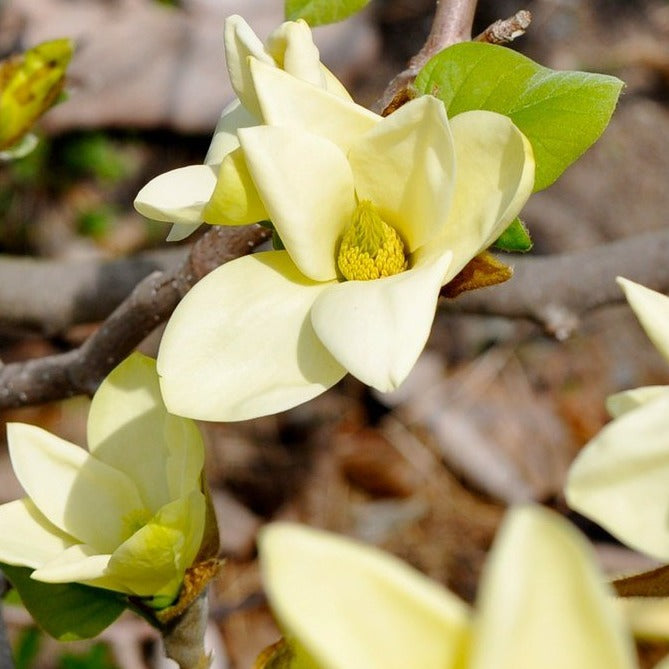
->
414;42;623;191
1;564;126;641
285;0;371;26
493;217;532;252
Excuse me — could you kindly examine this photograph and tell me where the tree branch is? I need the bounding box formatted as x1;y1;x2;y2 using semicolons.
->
0;248;187;337
374;0;478;114
447;229;669;339
0;225;271;408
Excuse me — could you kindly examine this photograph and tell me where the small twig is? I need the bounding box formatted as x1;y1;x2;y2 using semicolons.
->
474;9;532;44
0;225;271;408
374;0;478;114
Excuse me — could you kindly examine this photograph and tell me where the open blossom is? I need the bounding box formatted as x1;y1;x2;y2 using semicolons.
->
567;278;669;561
134;15;350;241
256;506;639;669
155;55;534;421
0;353;206;609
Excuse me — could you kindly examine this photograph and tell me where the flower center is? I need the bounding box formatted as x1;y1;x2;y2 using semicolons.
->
337;200;408;281
122;507;153;539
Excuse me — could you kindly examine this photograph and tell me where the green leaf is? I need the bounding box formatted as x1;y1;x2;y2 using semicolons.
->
1;564;126;641
285;0;371;26
493;217;532;252
414;42;624;191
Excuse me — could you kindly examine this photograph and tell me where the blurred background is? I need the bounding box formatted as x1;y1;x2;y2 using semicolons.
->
1;0;669;667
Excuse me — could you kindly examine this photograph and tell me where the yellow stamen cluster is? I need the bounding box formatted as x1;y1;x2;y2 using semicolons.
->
337;200;408;281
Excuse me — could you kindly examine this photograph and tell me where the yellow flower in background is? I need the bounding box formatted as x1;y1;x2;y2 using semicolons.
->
0;353;206;609
156;78;534;421
0;38;73;159
567;278;669;561
134;14;350;241
257;506;638;669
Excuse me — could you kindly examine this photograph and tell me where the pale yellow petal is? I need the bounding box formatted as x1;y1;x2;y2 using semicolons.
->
87;353;203;513
348;95;455;252
618;278;669;364
321;65;352;99
259;523;470;669
239;126;354;281
470;506;637;669
8;422;143;553
250;59;379;152
166;222;201;242
440;111;534;283
158;251;346;421
204;99;255;166
134;164;217;225
606;385;669;418
203;146;267;225
0;498;76;569
266;20;324;88
566;392;669;561
224;15;275;118
31;544;113;585
311;248;452;392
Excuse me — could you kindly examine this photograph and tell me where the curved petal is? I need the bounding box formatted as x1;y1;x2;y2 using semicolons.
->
250;59;379;152
470;506;636;669
311;248;452;392
164;414;205;500
322;65;353;100
566;393;669;561
87;353;203;513
618;278;669;364
0;498;76;569
259;523;470;669
105;491;205;602
158;251;346;422
32;544;113;585
440;111;535;283
166;222;201;242
134;164;217;225
606;385;669;418
266;19;324;88
204;99;256;166
239;126;354;281
7;423;144;554
203;147;268;225
224;15;275;118
348;95;455;252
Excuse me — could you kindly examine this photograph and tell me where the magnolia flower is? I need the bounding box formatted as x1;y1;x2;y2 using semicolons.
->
256;506;639;669
155;69;534;420
134;14;350;241
0;353;206;609
567;278;669;561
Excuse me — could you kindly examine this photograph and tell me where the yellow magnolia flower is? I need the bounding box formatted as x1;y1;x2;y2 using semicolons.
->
257;506;639;669
0;38;73;159
155;66;534;420
134;14;350;241
0;353;206;609
567;278;669;561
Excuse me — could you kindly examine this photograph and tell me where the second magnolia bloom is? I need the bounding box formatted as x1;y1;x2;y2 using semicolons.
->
150;22;534;421
0;353;208;609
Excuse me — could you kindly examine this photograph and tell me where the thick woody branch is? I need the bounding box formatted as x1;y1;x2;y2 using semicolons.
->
448;229;669;339
0;225;271;408
374;0;478;114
